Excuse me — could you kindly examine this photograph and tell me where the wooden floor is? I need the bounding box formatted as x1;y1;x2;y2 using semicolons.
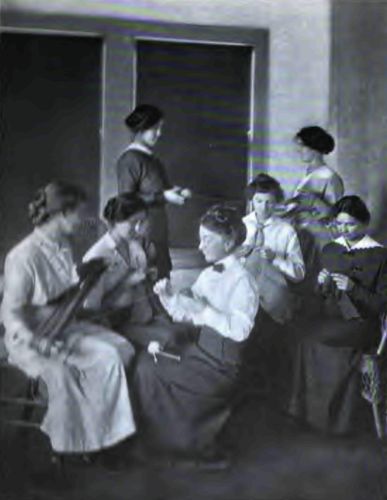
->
1;396;387;500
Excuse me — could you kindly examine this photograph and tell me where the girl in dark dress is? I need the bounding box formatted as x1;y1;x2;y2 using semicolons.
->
117;104;191;279
288;196;387;434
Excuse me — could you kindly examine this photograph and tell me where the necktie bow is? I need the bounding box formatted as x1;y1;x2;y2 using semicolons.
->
212;263;225;273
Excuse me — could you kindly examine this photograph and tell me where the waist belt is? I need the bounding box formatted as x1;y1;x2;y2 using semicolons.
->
198;326;246;366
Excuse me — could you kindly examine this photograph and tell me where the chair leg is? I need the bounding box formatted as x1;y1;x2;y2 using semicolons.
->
372;402;385;439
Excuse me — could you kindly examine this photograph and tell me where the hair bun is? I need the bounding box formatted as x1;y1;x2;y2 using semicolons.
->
28;181;87;227
103;193;146;224
28;187;49;226
296;126;335;155
125;104;163;133
201;204;246;247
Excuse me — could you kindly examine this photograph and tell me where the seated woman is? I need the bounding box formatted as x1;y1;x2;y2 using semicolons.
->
239;173;305;398
242;173;305;324
288;196;387;434
133;205;259;463
83;193;187;348
1;182;136;455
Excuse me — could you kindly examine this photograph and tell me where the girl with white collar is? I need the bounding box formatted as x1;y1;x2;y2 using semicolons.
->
289;195;387;434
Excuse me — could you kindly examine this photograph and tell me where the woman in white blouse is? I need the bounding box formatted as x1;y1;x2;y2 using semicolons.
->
241;173;305;324
239;173;305;402
133;205;259;466
1;182;136;455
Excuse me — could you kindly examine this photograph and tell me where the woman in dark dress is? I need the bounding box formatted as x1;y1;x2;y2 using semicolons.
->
133;205;259;464
288;196;387;434
117;104;191;279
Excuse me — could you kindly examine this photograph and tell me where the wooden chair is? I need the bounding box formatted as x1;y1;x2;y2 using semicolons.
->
360;313;387;439
0;335;65;470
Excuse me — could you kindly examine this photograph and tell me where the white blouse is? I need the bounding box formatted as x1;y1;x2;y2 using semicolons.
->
294;165;344;206
159;254;259;342
1;228;79;338
242;213;305;282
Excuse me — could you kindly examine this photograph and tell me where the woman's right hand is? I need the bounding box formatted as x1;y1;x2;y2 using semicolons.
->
317;268;330;285
163;187;186;206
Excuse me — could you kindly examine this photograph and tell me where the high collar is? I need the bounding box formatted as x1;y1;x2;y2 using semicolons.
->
127;142;153;156
33;227;70;253
105;231;119;250
213;253;238;270
244;211;277;228
334;234;383;251
306;162;326;175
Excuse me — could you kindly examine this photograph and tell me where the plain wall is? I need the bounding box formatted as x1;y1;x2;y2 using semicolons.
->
3;0;332;202
330;0;387;241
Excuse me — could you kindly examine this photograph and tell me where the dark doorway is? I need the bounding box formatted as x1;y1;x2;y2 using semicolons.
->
136;40;252;248
0;32;102;263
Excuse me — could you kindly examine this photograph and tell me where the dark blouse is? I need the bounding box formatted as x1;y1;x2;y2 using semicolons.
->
116;148;172;278
117;149;171;206
320;242;387;320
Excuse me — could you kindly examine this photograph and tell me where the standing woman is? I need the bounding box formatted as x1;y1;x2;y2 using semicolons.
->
1;181;136;455
117;104;191;279
284;126;345;313
293;126;344;219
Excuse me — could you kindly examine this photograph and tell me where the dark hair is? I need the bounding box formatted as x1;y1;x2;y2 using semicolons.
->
295;126;335;155
103;193;147;224
125;104;163;133
28;181;87;226
332;195;371;225
200;204;246;247
245;173;284;202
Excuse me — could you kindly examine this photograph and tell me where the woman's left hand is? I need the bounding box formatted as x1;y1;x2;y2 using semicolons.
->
331;273;355;292
154;278;173;297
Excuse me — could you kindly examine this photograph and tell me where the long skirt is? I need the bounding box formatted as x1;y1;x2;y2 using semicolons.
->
288;317;378;434
133;339;240;458
118;316;197;351
5;321;136;453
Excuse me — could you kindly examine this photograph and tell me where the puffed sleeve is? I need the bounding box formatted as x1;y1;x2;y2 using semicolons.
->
1;252;34;338
158;272;207;322
348;254;387;317
323;172;344;206
272;226;305;282
192;275;259;342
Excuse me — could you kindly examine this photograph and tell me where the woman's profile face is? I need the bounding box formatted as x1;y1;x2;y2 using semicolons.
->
335;212;366;243
198;225;232;263
137;120;163;149
60;206;84;235
295;138;317;164
113;210;149;240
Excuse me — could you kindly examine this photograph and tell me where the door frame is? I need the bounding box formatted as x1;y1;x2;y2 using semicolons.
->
2;10;269;210
133;35;258;188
